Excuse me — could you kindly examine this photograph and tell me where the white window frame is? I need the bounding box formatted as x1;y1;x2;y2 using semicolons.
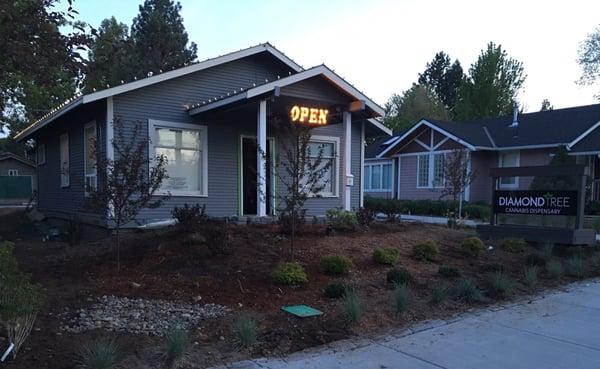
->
415;152;450;189
364;161;394;192
7;169;18;176
37;144;46;165
84;121;97;195
432;153;446;188
498;150;520;189
416;153;430;188
60;133;69;187
308;135;340;198
148;119;208;197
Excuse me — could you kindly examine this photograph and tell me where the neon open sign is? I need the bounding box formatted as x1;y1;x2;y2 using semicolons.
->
290;105;328;125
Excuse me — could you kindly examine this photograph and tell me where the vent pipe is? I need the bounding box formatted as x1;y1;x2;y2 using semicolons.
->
509;104;519;138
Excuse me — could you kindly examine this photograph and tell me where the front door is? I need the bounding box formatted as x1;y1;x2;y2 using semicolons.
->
241;136;273;215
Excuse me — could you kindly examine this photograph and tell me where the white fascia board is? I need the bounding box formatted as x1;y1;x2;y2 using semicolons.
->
566;120;600;150
14;97;83;141
376;119;429;158
367;118;392;136
83;44;303;104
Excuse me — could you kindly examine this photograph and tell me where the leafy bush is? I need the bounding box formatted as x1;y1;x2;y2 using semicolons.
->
566;255;586;278
431;282;450;304
271;262;308;285
373;248;400;265
524;266;538;287
586;200;600;215
341;290;364;324
462;204;491;221
364;197;491;220
393;284;412;314
320;255;353;275
461;237;485;257
80;338;119;369
386;267;413;285
438;266;461;278
234;314;258;349
172;204;207;233
324;282;348;299
546;260;563;279
412;240;439;262
163;327;190;368
356;207;376;226
452;278;485;303
326;207;358;231
526;253;546;267
502;238;527;253
490;271;515;296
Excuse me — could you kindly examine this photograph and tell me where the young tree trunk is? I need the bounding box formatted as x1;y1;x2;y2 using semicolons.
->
115;226;121;273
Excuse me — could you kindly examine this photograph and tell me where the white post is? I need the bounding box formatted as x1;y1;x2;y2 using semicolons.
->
343;111;352;211
359;120;365;208
257;99;267;217
106;97;114;161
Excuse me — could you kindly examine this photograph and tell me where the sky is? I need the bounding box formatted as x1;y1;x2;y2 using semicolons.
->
62;0;600;112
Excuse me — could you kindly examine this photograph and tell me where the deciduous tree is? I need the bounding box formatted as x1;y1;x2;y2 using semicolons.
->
578;25;600;99
440;149;476;228
384;84;449;133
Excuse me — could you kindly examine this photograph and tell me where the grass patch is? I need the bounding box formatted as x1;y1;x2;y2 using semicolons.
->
452;278;485;303
524;266;538;287
80;338;119;369
320;255;353;275
490;271;515;297
525;253;546;267
393;284;413;314
234;314;258;349
162;327;190;368
341;290;364;324
431;282;449;304
502;238;527;253
324;282;349;299
373;248;400;265
271;262;307;285
546;259;563;279
386;267;414;285
566;255;586;279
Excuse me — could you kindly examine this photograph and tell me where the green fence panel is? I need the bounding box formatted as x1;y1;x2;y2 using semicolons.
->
0;176;33;199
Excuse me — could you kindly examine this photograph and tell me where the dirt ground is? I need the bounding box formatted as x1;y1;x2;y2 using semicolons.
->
1;209;598;369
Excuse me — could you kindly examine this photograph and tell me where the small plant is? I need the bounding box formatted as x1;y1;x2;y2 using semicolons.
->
590;252;600;271
326;207;358;231
566;255;586;278
234;314;258;349
80;338;119;369
502;238;527;253
393;284;412;314
356;207;376;226
438;266;461;278
341;290;364;324
386;267;414;285
546;260;563;279
320;255;353;275
525;253;546;267
271;262;308;285
524;266;538;287
204;219;232;255
172;204;207;233
373;248;400;265
537;242;554;260
490;271;515;296
452;278;485;303
163;327;190;368
431;282;450;304
324;282;348;299
461;237;485;257
412;240;439;262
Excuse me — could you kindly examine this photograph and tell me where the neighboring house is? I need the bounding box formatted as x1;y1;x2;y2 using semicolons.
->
15;43;391;226
0;152;36;201
365;104;600;203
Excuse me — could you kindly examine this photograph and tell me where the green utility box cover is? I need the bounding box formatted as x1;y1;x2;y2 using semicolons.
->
281;304;323;318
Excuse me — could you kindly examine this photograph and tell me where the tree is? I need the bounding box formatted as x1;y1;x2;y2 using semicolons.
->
440;149;476;228
578;25;600;99
87;117;169;271
384;84;449;133
540;99;553;111
131;0;197;74
84;17;134;93
530;145;576;191
455;42;526;121
418;51;465;116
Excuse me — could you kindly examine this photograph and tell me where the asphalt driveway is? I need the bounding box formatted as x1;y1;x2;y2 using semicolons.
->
211;279;600;369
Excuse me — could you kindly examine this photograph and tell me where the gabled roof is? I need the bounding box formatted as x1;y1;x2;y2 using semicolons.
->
0;152;35;167
15;43;303;141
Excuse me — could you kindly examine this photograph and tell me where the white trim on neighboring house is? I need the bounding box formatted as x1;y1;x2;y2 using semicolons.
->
567;120;600;150
37;144;46;165
568;151;600;156
7;169;18;176
367;118;392;136
464;151;472;201
360;121;365;207
396;156;401;199
83;121;97;196
59;132;69;188
309;135;341;198
148;119;209;197
363;160;394;193
498;150;520;189
106;97;114;161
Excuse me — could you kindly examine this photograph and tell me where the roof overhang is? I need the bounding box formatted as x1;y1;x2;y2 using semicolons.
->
566;120;600;150
0;152;35;167
14;97;84;141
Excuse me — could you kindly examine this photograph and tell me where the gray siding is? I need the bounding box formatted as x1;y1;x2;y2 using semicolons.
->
0;158;35;176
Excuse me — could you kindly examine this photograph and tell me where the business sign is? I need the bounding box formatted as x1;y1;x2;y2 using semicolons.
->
493;190;578;216
290;105;328;125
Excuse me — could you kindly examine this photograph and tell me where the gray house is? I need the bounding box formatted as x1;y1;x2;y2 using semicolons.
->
0;152;36;202
365;104;600;203
15;43;391;226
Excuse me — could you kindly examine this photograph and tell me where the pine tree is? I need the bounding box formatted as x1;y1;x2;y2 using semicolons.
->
418;52;464;116
130;0;197;74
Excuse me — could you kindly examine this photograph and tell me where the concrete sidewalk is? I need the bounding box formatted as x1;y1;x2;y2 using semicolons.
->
212;280;600;369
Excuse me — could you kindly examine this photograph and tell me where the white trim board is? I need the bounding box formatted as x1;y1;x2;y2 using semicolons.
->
309;134;341;198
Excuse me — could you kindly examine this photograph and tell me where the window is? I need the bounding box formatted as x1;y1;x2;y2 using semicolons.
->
8;169;18;176
499;151;520;188
150;120;207;196
307;138;338;196
364;162;393;191
417;154;429;188
84;122;97;194
433;153;445;187
37;144;46;165
60;133;69;187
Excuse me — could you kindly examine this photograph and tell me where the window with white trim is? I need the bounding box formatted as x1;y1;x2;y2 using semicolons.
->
307;139;337;196
8;169;18;176
433;153;445;188
152;121;207;196
499;151;520;188
84;122;97;194
37;144;46;165
364;162;393;191
417;154;429;188
60;133;69;187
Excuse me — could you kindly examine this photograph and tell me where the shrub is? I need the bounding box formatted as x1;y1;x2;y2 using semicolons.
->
393;284;412;314
234;314;258;349
356;207;376;226
461;237;485;257
412;240;439;262
524;266;538;287
363;197;491;220
438;266;461;278
586;200;600;215
326;207;358;231
462;204;491;221
452;278;485;303
566;255;586;278
341;290;364;324
431;282;450;304
546;260;563;279
324;282;348;299
163;327;190;368
204;220;232;255
172;204;207;233
502;238;527;253
271;262;308;285
526;253;547;267
490;271;515;296
537;242;554;260
80;338;119;369
320;255;353;275
373;248;400;265
386;267;414;285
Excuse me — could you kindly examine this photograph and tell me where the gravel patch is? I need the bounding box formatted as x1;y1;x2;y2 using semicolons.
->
60;295;229;336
